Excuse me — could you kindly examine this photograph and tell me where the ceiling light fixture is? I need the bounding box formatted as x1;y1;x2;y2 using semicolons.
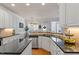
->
26;3;30;6
11;4;15;6
42;3;45;6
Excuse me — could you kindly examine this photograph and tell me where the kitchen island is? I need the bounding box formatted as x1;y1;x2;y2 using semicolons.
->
51;36;79;55
30;32;79;55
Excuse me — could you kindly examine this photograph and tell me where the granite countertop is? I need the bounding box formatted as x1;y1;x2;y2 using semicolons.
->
61;43;79;53
29;32;63;36
0;34;20;39
51;34;79;53
29;32;59;37
30;32;79;53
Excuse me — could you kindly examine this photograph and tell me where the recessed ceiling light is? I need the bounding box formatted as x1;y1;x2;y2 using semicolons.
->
11;4;15;6
42;3;45;6
26;3;30;6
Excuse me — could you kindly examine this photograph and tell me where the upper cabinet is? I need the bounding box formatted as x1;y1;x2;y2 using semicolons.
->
4;11;11;28
0;5;25;28
66;4;79;26
59;3;79;27
59;4;66;27
0;9;5;28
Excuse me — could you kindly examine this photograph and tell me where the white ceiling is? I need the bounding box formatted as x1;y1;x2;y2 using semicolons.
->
2;3;59;23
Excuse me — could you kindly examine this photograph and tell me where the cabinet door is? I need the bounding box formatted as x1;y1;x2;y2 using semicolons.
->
41;36;50;51
8;13;13;28
50;38;64;55
0;9;12;28
66;4;79;26
12;39;19;52
38;36;42;48
21;41;32;55
50;39;57;55
59;4;79;26
11;14;18;28
56;47;64;55
3;37;14;52
0;9;5;28
32;37;38;48
0;15;3;27
3;36;19;53
4;11;10;28
59;4;66;27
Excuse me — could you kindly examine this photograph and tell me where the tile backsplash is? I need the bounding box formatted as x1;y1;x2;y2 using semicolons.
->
65;27;79;38
0;28;14;37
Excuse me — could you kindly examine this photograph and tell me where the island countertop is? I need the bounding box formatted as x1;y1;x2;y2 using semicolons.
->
30;32;79;53
51;35;79;54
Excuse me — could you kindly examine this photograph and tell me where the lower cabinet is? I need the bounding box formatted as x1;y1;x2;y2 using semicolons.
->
32;37;38;48
32;36;64;55
38;36;64;55
3;37;19;53
38;36;42;48
41;36;50;51
21;41;32;55
38;36;51;52
50;40;56;55
50;39;64;55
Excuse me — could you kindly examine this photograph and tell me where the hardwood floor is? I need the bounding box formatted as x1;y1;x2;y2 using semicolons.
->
32;48;50;55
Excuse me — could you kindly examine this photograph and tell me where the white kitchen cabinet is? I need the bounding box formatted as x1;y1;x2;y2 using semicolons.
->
11;14;18;28
21;41;32;55
32;37;38;48
1;34;21;52
0;9;12;28
0;9;5;28
36;36;64;55
0;5;25;28
41;36;50;51
11;36;19;52
0;45;5;52
4;11;10;28
49;38;57;55
2;36;19;52
7;12;13;28
18;38;26;49
59;4;66;27
38;36;42;48
66;3;79;26
59;3;79;26
38;36;50;52
50;38;64;55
